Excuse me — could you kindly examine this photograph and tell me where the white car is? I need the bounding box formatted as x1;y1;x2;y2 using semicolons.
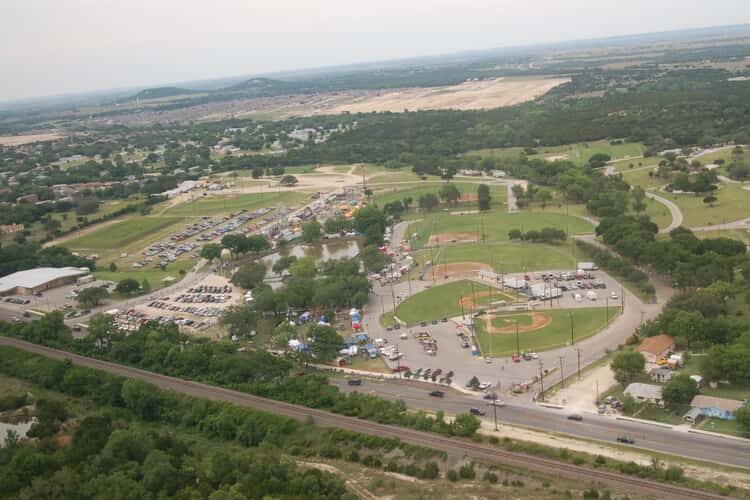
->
610;292;619;300
487;399;506;407
530;352;539;359
478;382;492;390
484;356;493;364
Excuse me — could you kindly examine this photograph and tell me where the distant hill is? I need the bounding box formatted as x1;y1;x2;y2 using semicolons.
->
131;86;196;101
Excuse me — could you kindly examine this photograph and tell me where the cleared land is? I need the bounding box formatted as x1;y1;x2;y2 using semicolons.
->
382;280;505;326
475;307;621;356
93;259;196;291
414;242;577;275
325;77;570;113
410;211;593;248
64;216;184;251
164;191;308;216
0;132;65;146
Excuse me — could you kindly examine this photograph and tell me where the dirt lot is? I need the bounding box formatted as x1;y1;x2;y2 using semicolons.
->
0;133;64;146
427;232;480;246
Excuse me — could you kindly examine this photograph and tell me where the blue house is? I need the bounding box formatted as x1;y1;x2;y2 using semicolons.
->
689;395;746;421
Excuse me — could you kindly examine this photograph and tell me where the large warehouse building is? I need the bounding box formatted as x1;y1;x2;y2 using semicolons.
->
0;267;90;296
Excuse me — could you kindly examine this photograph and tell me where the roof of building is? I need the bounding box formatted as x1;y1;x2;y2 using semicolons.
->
690;395;746;413
636;334;675;356
0;267;88;294
683;407;703;420
624;383;663;400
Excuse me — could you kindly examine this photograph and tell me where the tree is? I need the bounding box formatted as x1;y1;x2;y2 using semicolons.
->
736;406;750;437
439;183;460;206
588;153;611;168
200;243;222;262
536;189;553;209
477;184;491;211
221;234;249;255
76;287;109;307
280;175;298;186
662;373;699;408
121;379;162;421
418;193;439;211
631;186;647;213
108;262;118;272
246;234;271;254
251;167;264;179
508;229;523;240
231;262;267;289
307;325;343;362
452;414;480;437
221;305;257;337
362;244;390;273
703;195;717;207
611;351;645;387
301;218;322;244
115;278;140;295
353;206;386;246
272;255;297;275
324;216;352;234
87;313;118;351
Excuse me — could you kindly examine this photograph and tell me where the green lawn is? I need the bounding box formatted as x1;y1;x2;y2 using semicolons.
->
471;140;645;167
381;280;506;326
660;184;750;227
413;241;578;274
409;210;593;248
620;167;664;189
165;191;309;216
643;197;673;230
372;182;507;210
475;307;620;356
695;229;750;244
633;404;685;425
93;259;196;292
65;216;185;250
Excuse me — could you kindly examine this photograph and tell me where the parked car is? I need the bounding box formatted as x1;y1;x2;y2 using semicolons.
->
484;356;493;364
429;390;445;398
483;392;498;400
487;400;506;407
617;435;635;444
441;317;448;323
420;321;428;327
469;407;486;416
567;413;583;421
610;292;619;300
392;366;409;373
478;382;492;390
431;319;438;325
512;353;521;363
347;379;362;386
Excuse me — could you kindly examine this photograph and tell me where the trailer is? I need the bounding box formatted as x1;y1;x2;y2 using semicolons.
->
577;262;598;271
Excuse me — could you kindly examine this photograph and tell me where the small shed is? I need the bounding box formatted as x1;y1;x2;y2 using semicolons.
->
683;407;704;424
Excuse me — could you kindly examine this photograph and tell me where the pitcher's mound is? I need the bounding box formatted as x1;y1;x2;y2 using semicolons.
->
428;232;480;246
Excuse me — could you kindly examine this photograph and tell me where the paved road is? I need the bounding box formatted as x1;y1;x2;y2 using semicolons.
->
330;378;750;470
0;336;725;499
645;191;683;233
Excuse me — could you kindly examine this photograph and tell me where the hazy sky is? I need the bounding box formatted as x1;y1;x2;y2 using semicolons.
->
1;0;749;102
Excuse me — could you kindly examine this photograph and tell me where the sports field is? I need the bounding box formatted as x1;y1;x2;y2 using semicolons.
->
413;241;577;274
64;217;185;251
381;280;508;326
165;191;308;216
475;306;621;356
409;211;593;248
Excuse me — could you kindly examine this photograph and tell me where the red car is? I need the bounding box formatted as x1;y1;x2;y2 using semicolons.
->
511;354;521;363
392;365;409;373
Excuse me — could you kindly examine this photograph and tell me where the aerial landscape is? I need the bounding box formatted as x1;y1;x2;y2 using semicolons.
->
4;1;750;499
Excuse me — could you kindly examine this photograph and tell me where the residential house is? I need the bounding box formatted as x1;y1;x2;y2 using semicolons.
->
649;366;673;383
624;383;664;405
636;334;675;364
689;395;746;421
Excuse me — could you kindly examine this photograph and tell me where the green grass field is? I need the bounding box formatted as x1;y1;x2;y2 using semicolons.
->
471;140;645;167
165;191;309;216
695;228;750;244
409;210;593;248
660;184;750;227
372;182;507;210
620;166;664;190
381;280;508;326
93;259;196;292
643;197;673;229
65;217;185;250
412;241;577;275
475;307;620;356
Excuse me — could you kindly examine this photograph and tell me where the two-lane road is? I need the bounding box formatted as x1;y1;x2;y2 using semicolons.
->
330;378;750;469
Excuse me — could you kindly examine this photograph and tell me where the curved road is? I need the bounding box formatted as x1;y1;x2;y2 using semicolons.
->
645;191;683;233
0;336;726;500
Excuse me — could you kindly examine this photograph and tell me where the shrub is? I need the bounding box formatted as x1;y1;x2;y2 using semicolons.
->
447;469;459;482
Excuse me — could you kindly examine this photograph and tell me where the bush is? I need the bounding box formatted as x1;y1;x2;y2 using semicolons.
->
482;471;498;484
446;469;459;482
458;462;476;479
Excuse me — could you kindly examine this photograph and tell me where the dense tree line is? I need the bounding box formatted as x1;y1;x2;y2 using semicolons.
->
0;242;95;276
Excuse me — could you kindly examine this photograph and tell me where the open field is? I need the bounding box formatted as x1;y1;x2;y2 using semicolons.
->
381;279;503;326
0;132;65;146
373;182;507;210
661;184;750;227
471;140;645;167
325;76;570;113
413;241;577;274
475;307;621;356
64;216;185;251
93;259;196;291
409;211;593;248
643;197;673;229
695;228;750;244
164;191;309;216
619;166;664;190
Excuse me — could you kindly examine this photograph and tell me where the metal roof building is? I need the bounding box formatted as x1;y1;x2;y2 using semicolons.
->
0;267;89;296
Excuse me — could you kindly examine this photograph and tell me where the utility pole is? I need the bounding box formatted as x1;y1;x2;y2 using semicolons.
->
620;285;624;314
429;244;436;284
576;348;582;380
390;281;397;315
559;356;565;389
515;324;520;357
569;311;575;346
605;296;609;326
538;359;545;402
492;399;498;431
396;343;401;378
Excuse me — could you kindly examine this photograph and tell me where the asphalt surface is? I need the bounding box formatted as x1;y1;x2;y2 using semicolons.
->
0;336;725;500
330;377;750;470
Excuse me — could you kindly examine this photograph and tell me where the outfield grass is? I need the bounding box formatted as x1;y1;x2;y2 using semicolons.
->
372;182;507;210
475;306;621;356
412;241;577;275
660;184;750;227
381;280;507;326
65;217;185;250
471;140;645;167
165;191;309;216
409;210;593;248
93;259;196;292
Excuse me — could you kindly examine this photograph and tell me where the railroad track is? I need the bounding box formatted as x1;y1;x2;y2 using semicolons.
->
0;336;725;499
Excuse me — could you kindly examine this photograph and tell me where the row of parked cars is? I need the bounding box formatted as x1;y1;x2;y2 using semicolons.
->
147;301;223;317
3;297;30;305
175;293;231;304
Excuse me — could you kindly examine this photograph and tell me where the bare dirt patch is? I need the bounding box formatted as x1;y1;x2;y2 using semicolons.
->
545;154;569;162
458;192;478;202
432;261;493;279
0;133;64;146
458;289;515;310
428;232;480;246
483;312;552;334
